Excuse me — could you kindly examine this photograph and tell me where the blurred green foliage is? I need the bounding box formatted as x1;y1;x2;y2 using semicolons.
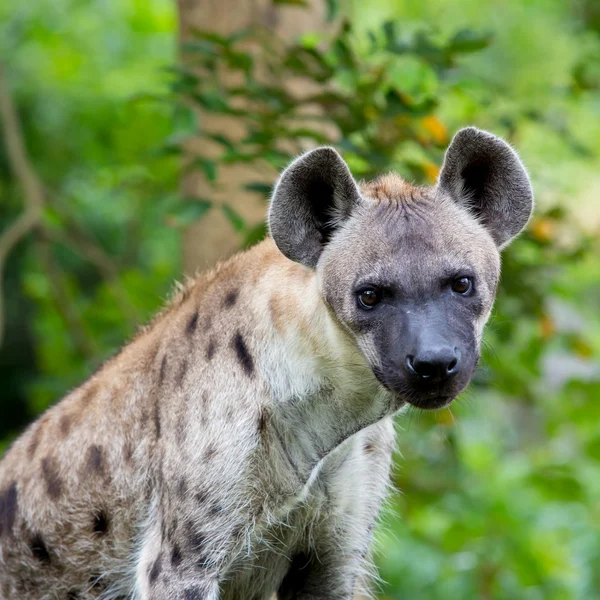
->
1;0;600;598
0;0;182;424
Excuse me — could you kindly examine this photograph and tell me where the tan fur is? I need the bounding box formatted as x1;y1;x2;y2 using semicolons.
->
360;173;423;205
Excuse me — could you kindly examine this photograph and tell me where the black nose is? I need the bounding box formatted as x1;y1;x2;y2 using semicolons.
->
406;347;461;381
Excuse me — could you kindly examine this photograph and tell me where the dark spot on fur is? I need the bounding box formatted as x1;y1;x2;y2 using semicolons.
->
89;573;108;590
206;339;216;361
171;544;182;567
154;397;161;438
159;355;167;384
187;311;199;336
84;445;104;476
186;525;206;553
0;482;17;536
59;414;72;437
148;341;161;366
160;517;167;543
210;503;224;516
81;383;98;404
233;332;254;377
176;358;189;388
30;533;51;564
176;415;186;446
123;441;133;464
258;409;268;435
183;588;202;600
195;490;208;505
363;442;376;453
148;555;162;585
177;478;188;500
93;510;109;535
196;554;211;569
203;444;217;461
186;521;210;569
27;425;42;459
223;289;239;308
168;517;178;541
41;457;62;499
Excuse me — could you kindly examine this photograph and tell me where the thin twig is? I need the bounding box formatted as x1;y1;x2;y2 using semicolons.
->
35;233;96;359
0;64;44;347
45;225;140;326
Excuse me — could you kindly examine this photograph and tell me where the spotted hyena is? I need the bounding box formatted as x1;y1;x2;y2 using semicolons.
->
0;128;533;599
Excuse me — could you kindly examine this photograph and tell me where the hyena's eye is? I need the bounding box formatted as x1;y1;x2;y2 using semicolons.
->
452;277;473;295
357;287;382;309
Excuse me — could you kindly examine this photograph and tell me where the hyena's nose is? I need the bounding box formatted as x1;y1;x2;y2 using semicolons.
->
406;347;461;382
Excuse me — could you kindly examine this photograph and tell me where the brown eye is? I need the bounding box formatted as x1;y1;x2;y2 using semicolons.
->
452;277;473;295
358;288;381;309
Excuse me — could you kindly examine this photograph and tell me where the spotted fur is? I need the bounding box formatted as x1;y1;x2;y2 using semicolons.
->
0;127;532;599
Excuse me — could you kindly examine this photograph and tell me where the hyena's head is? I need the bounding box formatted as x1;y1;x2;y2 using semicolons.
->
269;128;533;410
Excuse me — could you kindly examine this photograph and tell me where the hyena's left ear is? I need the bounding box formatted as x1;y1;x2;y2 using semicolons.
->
438;127;534;248
268;147;361;267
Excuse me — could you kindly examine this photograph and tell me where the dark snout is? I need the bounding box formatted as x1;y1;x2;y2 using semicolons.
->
406;346;461;382
371;308;477;410
398;333;466;408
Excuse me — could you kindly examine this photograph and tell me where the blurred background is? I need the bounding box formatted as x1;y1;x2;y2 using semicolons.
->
1;0;599;597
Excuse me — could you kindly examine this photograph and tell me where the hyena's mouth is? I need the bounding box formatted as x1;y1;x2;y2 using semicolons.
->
372;364;470;411
405;393;454;411
403;369;475;410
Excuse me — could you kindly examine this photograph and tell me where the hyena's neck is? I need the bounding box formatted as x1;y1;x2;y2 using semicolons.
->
112;239;388;484
252;244;391;480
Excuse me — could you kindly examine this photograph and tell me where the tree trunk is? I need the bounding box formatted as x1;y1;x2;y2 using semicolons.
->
177;0;331;274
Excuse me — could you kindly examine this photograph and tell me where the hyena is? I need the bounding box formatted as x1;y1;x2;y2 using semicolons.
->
0;127;533;599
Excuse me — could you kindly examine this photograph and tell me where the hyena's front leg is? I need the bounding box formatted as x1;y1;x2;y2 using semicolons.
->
277;419;395;600
135;416;257;599
136;486;249;600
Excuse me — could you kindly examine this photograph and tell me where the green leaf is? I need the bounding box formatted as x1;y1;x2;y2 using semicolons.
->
204;133;236;151
190;29;231;47
165;200;212;228
181;40;218;57
221;204;246;232
325;0;340;22
172;104;197;137
448;29;493;53
189;156;218;182
386;56;439;104
244;182;272;196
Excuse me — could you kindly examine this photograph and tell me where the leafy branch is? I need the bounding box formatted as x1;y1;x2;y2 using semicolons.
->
0;65;129;356
0;64;44;348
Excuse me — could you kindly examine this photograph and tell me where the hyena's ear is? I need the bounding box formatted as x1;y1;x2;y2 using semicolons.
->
438;127;534;248
268;147;361;267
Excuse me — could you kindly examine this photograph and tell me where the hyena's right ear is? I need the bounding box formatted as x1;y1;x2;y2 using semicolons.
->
268;147;361;268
